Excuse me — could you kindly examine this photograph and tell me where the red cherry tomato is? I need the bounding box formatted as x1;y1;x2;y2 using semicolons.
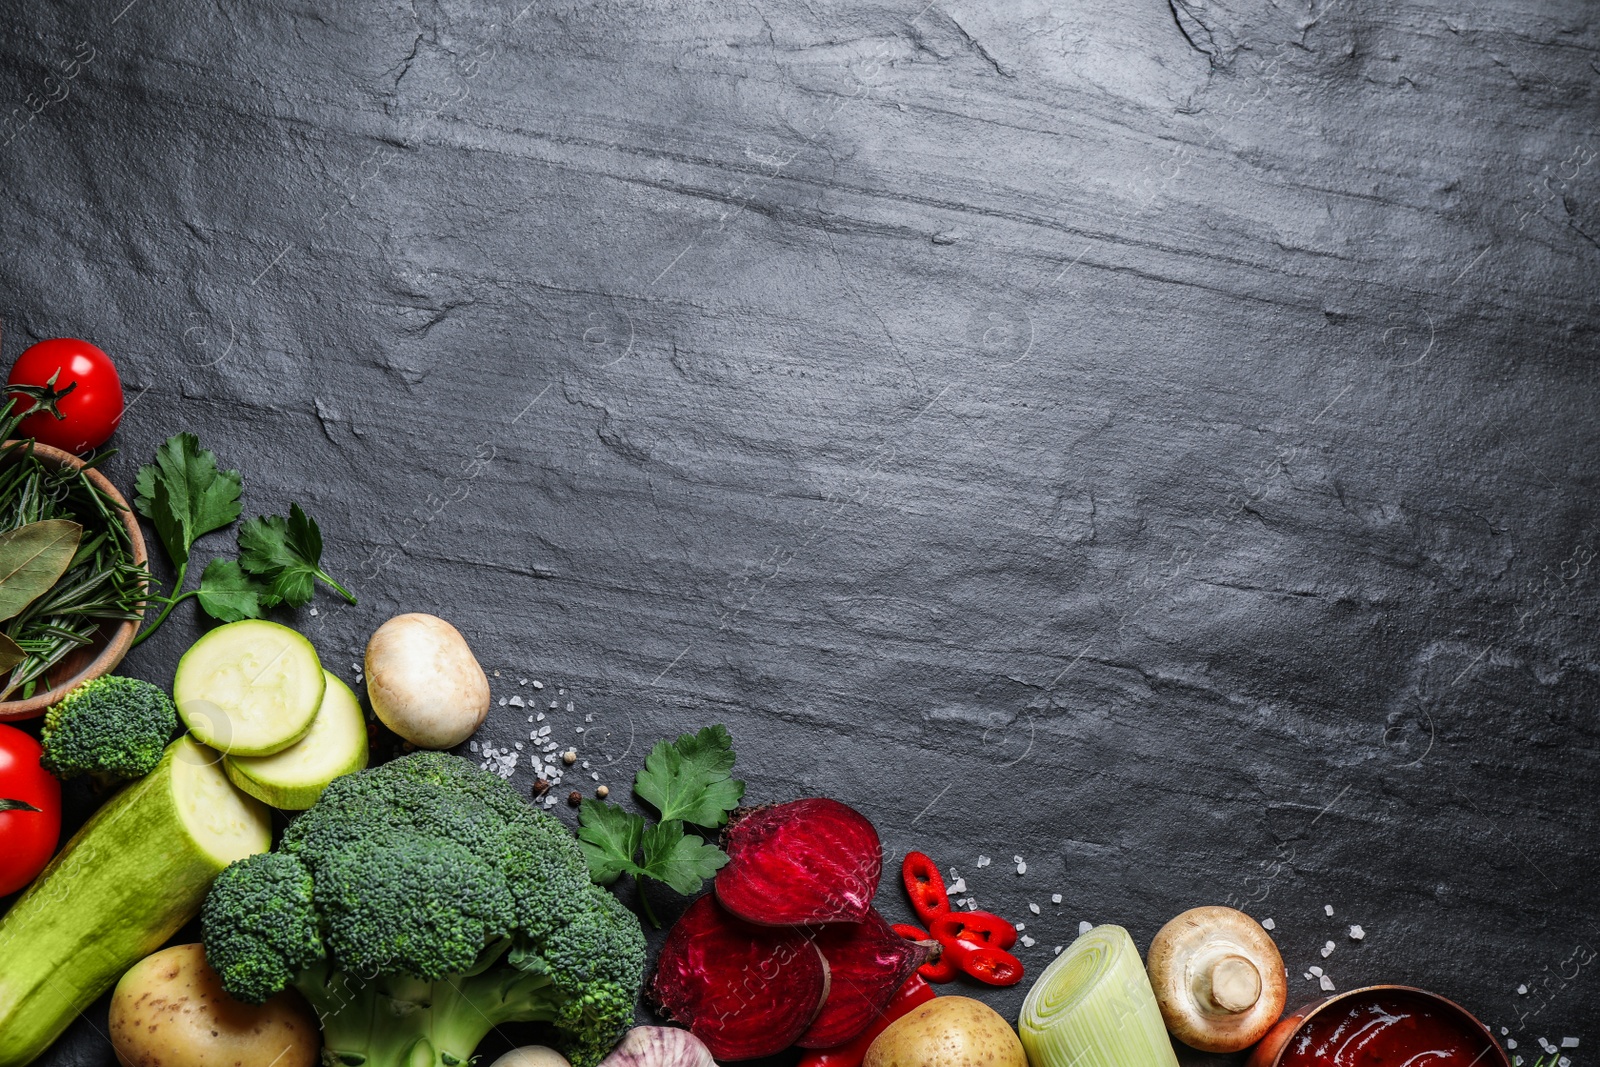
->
7;338;125;453
0;723;61;895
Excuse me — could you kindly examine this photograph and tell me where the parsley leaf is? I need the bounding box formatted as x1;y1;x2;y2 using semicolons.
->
238;503;356;607
577;802;646;885
195;558;273;623
635;724;745;828
576;725;743;927
637;819;729;895
133;434;242;567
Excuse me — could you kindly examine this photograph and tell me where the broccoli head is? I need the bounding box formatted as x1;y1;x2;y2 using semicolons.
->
202;751;647;1067
39;675;176;782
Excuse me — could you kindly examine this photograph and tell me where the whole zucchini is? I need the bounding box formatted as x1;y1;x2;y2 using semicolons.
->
0;735;271;1067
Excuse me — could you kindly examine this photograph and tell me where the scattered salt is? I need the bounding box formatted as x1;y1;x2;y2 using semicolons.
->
532;680;543;689
977;856;991;868
1319;975;1335;992
566;702;575;712
1029;903;1040;915
591;772;599;780
1262;918;1275;931
494;670;502;677
1507;1040;1518;1050
470;741;479;752
1021;935;1036;947
1324;904;1334;916
537;712;545;721
519;678;527;685
1309;966;1323;977
948;877;967;894
1304;972;1314;980
1015;923;1026;931
309;606;319;616
1013;854;1024;863
1051;893;1062;904
576;727;585;733
498;697;508;706
1016;861;1028;875
1321;941;1335;958
509;695;525;708
586;713;593;722
1078;921;1092;935
1349;924;1365;940
1518;985;1528;995
515;742;524;751
1054;946;1062;955
1561;1039;1579;1048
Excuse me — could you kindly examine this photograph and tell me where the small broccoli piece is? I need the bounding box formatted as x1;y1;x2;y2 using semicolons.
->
202;751;648;1067
39;676;176;782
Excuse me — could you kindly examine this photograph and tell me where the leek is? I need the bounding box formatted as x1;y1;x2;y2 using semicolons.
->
1017;925;1179;1067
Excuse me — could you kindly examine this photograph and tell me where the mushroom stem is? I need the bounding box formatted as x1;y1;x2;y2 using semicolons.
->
1193;953;1262;1015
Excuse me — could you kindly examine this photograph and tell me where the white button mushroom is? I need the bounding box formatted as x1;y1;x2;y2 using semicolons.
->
364;613;491;749
1145;906;1288;1053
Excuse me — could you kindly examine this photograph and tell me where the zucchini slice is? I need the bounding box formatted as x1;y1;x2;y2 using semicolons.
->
225;671;369;809
174;620;325;756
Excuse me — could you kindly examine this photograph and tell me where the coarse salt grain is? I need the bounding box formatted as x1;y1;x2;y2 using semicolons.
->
1349;924;1365;940
1016;861;1027;875
1054;946;1062;955
948;877;966;894
1561;1039;1579;1049
1320;975;1335;992
499;697;508;706
977;856;991;868
509;696;525;708
1078;921;1092;935
1324;904;1334;916
1321;941;1335;958
1262;918;1275;931
1015;923;1026;932
1051;893;1062;904
532;680;543;689
1309;966;1323;977
1021;935;1036;947
1518;985;1528;994
1029;903;1040;915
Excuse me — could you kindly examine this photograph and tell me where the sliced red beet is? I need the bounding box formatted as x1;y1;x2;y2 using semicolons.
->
715;798;883;926
652;894;831;1061
796;908;932;1048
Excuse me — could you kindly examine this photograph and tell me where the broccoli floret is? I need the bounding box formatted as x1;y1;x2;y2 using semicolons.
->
39;676;176;782
202;752;647;1067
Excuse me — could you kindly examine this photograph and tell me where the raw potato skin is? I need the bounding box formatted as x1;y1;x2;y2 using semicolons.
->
109;944;318;1067
364;613;491;748
864;998;1026;1067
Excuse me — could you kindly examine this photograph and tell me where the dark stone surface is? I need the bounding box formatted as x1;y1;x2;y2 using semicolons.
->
1;0;1596;1062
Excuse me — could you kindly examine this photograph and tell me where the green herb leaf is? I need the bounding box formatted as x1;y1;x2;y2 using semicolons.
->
0;519;83;622
238;503;356;608
0;633;25;674
576;800;647;885
195;558;273;623
634;724;745;828
0;797;41;813
637;819;729;895
133;434;243;564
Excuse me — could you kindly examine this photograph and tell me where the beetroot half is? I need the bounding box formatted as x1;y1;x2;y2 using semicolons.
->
715;798;883;926
796;908;932;1048
652;894;831;1061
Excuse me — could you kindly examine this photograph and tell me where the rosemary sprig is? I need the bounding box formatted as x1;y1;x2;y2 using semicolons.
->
0;401;150;700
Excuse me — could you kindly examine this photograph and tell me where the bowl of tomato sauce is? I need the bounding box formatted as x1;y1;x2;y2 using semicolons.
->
1245;986;1508;1067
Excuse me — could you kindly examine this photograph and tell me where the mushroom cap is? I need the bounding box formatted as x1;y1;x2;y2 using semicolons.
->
1146;905;1287;1053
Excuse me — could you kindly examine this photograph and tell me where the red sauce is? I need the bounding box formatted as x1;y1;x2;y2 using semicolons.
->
1280;990;1500;1067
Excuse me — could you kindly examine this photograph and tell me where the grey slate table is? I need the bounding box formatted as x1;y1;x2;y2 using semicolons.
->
2;0;1596;1063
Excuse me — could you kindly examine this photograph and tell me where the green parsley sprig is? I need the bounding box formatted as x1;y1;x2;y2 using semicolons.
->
577;724;745;926
131;434;355;644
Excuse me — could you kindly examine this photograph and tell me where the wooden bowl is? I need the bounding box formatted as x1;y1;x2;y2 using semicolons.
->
0;441;147;721
1245;985;1509;1067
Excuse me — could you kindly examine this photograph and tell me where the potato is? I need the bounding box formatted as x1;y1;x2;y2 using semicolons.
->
364;613;491;748
109;943;318;1067
864;996;1027;1067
